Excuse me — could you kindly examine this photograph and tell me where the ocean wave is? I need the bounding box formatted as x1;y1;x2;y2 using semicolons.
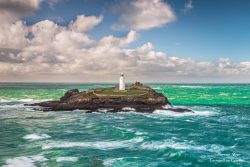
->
219;93;229;96
19;99;38;102
122;107;136;111
152;109;216;117
140;140;226;153
56;157;78;162
3;155;47;167
0;103;41;112
0;99;11;103
0;103;25;109
98;108;113;113
115;105;217;118
103;158;124;166
140;140;205;151
152;87;162;90
176;85;206;88
103;157;140;167
116;111;143;115
42;137;144;150
72;109;89;112
23;134;51;141
103;157;161;167
0;98;52;103
114;127;148;136
152;105;218;117
41;136;227;154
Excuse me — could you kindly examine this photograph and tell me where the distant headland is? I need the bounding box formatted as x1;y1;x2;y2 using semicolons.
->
28;74;193;113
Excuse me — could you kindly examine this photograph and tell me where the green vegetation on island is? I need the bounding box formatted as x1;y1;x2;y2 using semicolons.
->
94;89;148;96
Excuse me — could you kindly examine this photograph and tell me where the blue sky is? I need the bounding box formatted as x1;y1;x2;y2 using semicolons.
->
23;0;250;62
0;0;249;82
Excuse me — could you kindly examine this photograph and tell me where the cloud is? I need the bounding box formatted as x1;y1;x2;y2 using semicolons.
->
0;21;29;49
69;15;103;33
183;0;193;14
1;14;249;82
0;0;42;23
113;0;176;30
0;2;249;82
98;30;138;47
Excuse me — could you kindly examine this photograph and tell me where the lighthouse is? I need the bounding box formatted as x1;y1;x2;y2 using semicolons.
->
119;73;125;91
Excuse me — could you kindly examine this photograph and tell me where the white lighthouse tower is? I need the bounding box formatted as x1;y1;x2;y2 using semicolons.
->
119;73;125;91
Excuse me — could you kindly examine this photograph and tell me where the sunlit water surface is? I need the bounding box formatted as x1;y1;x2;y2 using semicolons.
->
0;83;249;167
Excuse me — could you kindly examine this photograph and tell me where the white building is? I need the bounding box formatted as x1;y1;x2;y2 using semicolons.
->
119;73;125;91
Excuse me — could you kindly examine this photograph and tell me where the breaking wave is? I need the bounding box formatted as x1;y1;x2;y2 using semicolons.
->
0;98;51;103
122;107;136;111
177;85;206;88
3;155;47;167
114;126;148;136
140;140;205;151
150;105;218;118
56;157;78;162
153;109;217;117
103;157;140;167
152;87;162;90
23;134;51;141
42;137;144;150
140;140;226;153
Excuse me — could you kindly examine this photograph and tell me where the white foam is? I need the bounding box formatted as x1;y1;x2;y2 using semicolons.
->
178;85;205;88
23;134;51;141
103;157;156;167
140;140;205;151
152;87;162;90
19;99;37;102
42;137;144;150
219;93;229;96
117;111;143;115
115;127;148;136
122;107;136;111
140;140;227;153
162;104;172;109
98;108;113;113
0;99;11;103
0;98;52;103
153;110;213;117
152;108;217;117
0;104;25;109
56;157;78;162
103;158;124;166
3;155;47;167
73;109;89;112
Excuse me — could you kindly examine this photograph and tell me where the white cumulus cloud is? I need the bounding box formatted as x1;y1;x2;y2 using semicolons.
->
0;0;42;23
0;1;249;82
113;0;176;30
0;16;250;82
69;15;103;33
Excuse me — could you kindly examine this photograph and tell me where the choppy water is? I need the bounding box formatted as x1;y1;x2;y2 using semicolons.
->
0;83;249;167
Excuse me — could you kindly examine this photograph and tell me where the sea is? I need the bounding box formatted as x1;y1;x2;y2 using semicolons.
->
0;83;249;167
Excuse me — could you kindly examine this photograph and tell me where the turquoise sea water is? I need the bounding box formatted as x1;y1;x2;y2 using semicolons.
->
0;83;249;167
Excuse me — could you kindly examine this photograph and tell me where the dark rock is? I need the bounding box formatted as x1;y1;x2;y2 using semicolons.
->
28;82;192;113
60;89;79;102
167;108;194;113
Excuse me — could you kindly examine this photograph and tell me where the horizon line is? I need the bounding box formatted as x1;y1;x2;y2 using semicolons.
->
0;82;249;84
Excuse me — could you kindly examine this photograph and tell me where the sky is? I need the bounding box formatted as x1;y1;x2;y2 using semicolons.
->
0;0;250;83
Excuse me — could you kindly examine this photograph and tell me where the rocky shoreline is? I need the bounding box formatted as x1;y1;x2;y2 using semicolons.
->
28;82;193;113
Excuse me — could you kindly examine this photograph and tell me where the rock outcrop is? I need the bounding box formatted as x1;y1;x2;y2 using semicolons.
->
29;82;193;113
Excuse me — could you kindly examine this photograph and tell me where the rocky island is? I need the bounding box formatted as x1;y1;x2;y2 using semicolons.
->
30;82;193;113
